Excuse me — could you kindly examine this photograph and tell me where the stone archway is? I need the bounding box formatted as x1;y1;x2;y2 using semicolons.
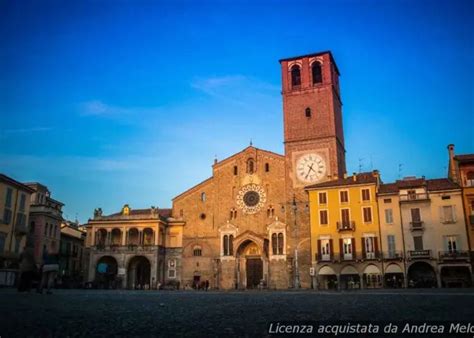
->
96;256;118;289
236;240;264;289
127;256;151;289
408;262;437;288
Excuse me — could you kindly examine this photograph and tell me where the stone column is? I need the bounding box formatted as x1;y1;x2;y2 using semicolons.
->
122;227;126;245
359;273;364;289
154;228;159;246
337;274;341;291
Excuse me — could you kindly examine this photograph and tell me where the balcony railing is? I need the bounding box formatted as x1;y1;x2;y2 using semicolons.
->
409;221;424;231
438;250;470;261
362;251;381;260
92;244;160;253
408;249;431;259
400;193;430;202
383;251;404;260
337;221;355;232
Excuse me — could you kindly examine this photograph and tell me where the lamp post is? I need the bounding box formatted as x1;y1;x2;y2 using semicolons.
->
292;195;300;289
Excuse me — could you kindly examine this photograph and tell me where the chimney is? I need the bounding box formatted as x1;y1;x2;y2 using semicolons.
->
352;172;357;182
447;144;458;182
343;172;348;179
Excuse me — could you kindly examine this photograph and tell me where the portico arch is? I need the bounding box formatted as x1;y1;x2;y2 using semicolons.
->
127;256;151;289
235;238;267;289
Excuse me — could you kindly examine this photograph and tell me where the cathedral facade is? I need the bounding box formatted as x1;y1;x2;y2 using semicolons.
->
173;51;346;289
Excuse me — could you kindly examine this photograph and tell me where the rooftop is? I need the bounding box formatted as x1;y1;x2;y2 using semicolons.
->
305;171;379;190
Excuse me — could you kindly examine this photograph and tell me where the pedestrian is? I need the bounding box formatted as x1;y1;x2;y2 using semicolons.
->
205;280;209;291
37;246;59;294
17;237;36;292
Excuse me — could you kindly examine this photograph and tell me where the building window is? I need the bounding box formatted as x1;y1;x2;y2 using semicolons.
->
2;209;12;225
407;190;417;200
271;232;284;255
230;208;237;220
341;208;350;225
387;235;396;258
383;198;392;203
193;246;202;256
441;206;456;223
305;107;311;118
19;194;26;212
0;232;6;252
267;206;275;218
247;158;255;174
342;238;353;259
319;239;331;260
233;166;238;175
44;223;48;236
168;259;176;279
466;172;474;187
201;192;206;202
318;192;327;205
444;236;458;253
413;236;423;250
5;188;13;208
363;207;372;223
30;221;35;234
223;235;234;256
385;209;393;224
411;208;421;223
361;188;371;201
319;210;328;226
265;163;270;172
340;190;349;203
179;209;184;217
291;65;301;87
312;61;322;84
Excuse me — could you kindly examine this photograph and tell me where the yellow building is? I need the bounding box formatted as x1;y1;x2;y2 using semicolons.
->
306;171;382;290
0;174;34;286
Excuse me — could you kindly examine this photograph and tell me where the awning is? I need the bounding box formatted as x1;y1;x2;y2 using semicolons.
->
318;266;337;276
340;265;358;275
363;264;381;275
385;264;403;274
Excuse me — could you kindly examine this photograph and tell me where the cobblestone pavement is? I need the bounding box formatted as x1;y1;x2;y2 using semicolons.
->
0;288;473;337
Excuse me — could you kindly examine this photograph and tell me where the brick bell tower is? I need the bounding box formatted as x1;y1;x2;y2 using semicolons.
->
279;51;346;288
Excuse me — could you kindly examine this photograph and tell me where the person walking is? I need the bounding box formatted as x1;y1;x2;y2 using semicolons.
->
37;246;59;294
17;237;36;292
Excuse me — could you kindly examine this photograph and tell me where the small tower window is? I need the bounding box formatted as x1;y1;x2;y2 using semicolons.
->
265;163;270;172
291;65;301;87
193;246;202;257
305;107;311;118
201;192;206;202
312;61;322;84
233;166;238;175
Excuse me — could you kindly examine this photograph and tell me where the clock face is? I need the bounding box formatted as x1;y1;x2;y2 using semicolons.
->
296;153;326;183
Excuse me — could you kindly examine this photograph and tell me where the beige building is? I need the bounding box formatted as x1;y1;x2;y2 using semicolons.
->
378;177;471;288
0;174;34;286
84;205;184;289
26;183;64;263
59;220;87;288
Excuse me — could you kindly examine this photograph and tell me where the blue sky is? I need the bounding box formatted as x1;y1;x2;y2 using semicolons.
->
1;0;473;223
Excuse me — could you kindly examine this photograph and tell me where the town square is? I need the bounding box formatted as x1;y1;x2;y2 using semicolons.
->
0;0;473;337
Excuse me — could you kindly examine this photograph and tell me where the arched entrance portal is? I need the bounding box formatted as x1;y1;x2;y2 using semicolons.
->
96;256;118;289
237;240;264;289
408;262;437;288
128;256;151;289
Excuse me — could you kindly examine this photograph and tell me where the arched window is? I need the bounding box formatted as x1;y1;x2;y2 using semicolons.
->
233;166;238;175
272;233;277;255
305;107;311;118
201;192;206;202
193;246;202;256
111;228;122;245
277;233;284;254
265;163;270;172
466;172;474;187
291;65;301;87
223;235;229;256
229;235;234;255
247;158;255;174
143;228;154;246
312;61;322;84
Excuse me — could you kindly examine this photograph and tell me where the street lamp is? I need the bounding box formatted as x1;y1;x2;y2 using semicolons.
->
292;195;300;289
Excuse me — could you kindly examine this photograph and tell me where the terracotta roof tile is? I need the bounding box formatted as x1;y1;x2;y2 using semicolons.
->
454;154;474;163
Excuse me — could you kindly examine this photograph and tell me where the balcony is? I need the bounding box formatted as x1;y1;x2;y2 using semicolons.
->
383;251;404;261
337;221;355;232
408;249;431;260
438;251;470;262
400;193;430;202
339;252;355;261
409;221;424;231
361;251;381;261
92;244;160;253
